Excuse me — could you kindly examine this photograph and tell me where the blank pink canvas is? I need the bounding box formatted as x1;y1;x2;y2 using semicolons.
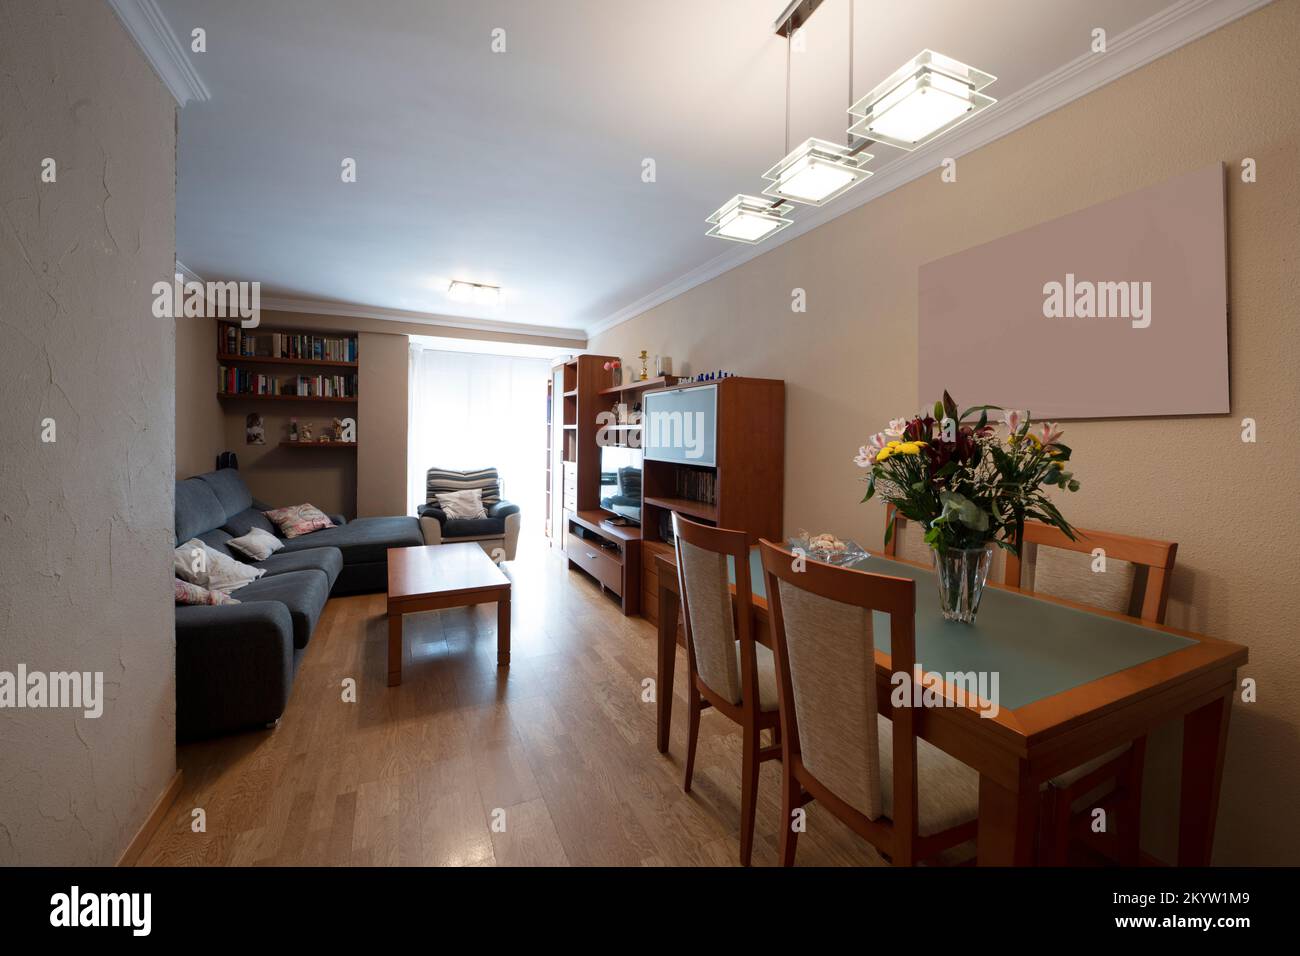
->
918;163;1228;419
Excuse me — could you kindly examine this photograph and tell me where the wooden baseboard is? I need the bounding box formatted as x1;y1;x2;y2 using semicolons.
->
117;769;183;867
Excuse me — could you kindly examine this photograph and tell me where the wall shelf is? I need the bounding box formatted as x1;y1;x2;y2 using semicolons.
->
279;441;358;449
218;353;358;369
218;393;357;403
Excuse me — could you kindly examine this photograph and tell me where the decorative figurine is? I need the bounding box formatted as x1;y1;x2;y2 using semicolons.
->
300;421;314;443
638;350;649;381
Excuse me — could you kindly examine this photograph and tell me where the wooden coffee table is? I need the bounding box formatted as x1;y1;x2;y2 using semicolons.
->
386;543;511;686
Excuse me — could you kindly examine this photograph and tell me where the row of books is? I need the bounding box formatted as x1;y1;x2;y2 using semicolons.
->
219;366;358;398
672;468;716;505
221;326;358;363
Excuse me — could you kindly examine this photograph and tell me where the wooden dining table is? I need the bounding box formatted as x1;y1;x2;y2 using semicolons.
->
654;547;1247;866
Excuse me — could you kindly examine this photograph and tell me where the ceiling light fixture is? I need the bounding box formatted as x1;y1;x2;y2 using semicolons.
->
447;280;501;305
705;194;794;244
761;137;873;206
847;50;996;150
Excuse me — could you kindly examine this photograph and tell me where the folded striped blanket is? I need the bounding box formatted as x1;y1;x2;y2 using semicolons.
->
426;467;502;508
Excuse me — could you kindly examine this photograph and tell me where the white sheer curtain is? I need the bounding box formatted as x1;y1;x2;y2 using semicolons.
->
407;346;550;535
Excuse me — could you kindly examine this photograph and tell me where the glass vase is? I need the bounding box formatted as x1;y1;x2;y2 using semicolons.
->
934;544;995;623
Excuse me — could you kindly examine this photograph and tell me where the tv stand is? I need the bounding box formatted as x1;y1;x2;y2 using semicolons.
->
567;510;641;615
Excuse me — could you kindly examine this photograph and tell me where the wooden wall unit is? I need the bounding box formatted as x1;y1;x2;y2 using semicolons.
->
639;376;785;623
556;364;785;621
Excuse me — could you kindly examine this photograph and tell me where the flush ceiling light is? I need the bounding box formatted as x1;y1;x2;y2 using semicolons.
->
705;194;794;244
447;280;500;305
847;50;996;150
761;137;874;206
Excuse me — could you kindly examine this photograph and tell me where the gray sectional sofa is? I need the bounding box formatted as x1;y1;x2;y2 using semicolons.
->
174;468;422;740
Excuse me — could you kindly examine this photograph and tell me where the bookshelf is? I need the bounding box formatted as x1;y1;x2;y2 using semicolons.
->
216;320;359;401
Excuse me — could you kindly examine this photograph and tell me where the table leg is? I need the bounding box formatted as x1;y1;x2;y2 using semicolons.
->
387;612;403;687
656;584;679;754
1178;684;1234;865
497;590;511;668
977;770;1038;865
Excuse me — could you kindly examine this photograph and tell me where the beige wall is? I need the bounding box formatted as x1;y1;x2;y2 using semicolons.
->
0;0;178;864
357;331;410;517
175;314;224;476
592;1;1300;865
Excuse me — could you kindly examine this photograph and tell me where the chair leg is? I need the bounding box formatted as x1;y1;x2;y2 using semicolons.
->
683;684;702;793
1117;738;1147;865
739;722;760;867
778;763;800;867
1039;785;1071;865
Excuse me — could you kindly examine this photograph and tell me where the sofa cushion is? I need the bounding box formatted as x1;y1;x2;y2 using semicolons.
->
426;467;501;507
197;468;253;520
277;516;422;565
175;478;227;545
254;547;343;589
197;528;237;558
223;507;278;539
231;568;331;648
443;515;507;537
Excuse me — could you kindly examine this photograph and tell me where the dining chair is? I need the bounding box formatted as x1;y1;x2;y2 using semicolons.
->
759;539;979;866
882;504;932;565
1005;521;1178;865
672;513;781;867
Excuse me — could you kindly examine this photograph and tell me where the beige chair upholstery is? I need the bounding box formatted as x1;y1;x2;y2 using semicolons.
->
1026;543;1138;617
894;518;932;565
876;715;979;836
733;643;779;711
677;536;742;705
775;578;978;832
775;579;884;820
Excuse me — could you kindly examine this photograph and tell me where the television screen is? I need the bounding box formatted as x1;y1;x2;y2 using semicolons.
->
599;445;643;523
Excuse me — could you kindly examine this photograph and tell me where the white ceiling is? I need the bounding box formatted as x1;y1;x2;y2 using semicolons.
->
157;0;1192;335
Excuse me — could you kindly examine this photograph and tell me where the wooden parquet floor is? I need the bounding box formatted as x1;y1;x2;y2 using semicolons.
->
138;536;885;867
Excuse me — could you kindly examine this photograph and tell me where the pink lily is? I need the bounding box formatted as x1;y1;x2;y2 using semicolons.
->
1035;422;1065;447
1003;409;1025;433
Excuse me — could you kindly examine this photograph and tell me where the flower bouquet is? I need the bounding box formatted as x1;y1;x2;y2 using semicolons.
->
856;391;1080;622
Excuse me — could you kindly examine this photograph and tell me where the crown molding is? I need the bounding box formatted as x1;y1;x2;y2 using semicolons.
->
174;259;204;284
107;0;210;106
586;0;1272;338
260;295;588;343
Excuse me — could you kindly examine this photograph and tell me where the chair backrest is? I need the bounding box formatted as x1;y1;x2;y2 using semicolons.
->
672;514;756;709
882;505;932;565
759;540;918;841
1004;521;1177;624
426;467;502;507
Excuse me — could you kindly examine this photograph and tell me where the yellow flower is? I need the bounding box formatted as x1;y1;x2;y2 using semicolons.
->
897;442;922;455
876;448;892;462
886;440;902;448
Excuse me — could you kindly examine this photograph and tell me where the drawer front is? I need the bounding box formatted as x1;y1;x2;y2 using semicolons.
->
568;533;621;593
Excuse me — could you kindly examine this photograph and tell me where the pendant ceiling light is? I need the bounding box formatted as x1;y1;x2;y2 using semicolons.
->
706;2;996;243
705;194;794;244
761;137;873;206
847;50;996;150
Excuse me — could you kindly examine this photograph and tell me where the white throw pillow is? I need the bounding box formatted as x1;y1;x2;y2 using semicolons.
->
435;488;487;519
227;526;285;561
174;538;265;594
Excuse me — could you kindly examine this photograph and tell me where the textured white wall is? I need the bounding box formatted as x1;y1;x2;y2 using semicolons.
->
593;1;1300;864
0;0;178;864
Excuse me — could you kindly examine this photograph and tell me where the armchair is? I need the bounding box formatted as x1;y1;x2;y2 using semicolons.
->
417;466;521;561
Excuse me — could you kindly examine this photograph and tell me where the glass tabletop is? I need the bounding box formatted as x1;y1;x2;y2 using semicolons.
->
729;549;1194;711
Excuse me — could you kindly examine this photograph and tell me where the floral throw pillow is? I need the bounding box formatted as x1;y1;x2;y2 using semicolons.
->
175;578;240;606
263;503;335;538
